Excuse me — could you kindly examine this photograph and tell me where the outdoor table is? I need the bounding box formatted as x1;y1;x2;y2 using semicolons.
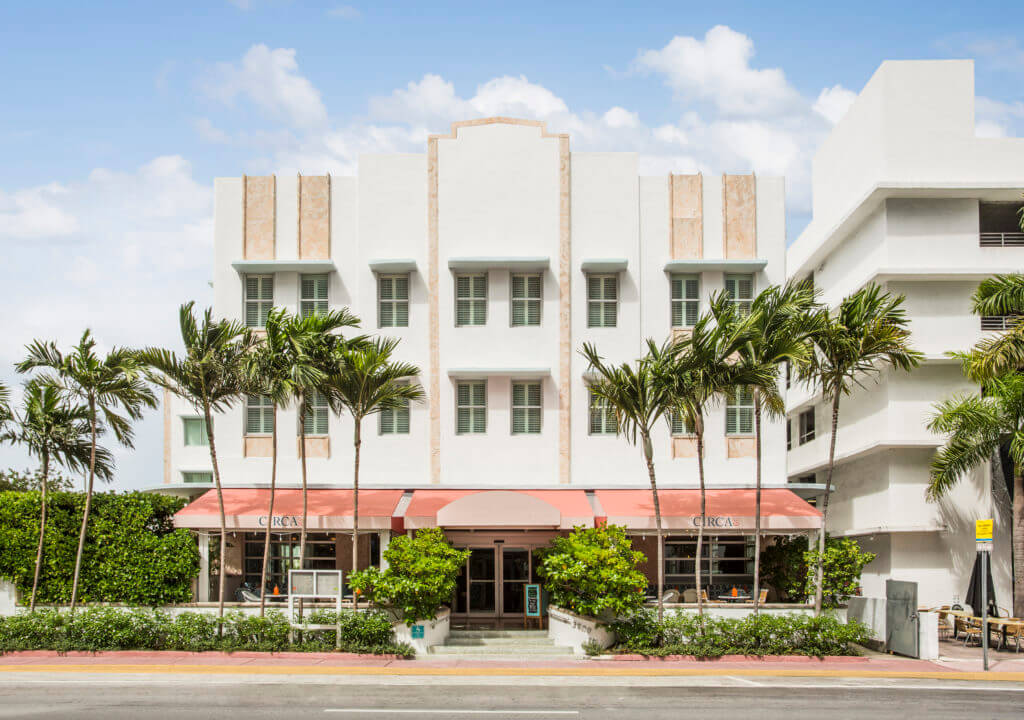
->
717;594;752;603
986;617;1022;649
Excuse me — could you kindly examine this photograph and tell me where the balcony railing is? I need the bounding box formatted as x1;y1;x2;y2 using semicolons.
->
980;232;1024;247
981;315;1022;332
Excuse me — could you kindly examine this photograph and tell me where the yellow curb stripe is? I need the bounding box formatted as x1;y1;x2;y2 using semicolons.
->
1;664;1023;683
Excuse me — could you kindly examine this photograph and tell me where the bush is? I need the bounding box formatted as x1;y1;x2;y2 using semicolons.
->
608;611;872;658
0;607;413;657
761;535;876;608
535;524;647;618
349;528;470;626
0;491;199;605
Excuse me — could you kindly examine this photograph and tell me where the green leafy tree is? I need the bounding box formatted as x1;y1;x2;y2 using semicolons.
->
0;469;75;493
139;303;257;622
956;273;1024;381
580;340;679;621
802;284;921;614
324;337;422;591
0;382;10;436
535;524;647;618
17;331;156;611
3;383;114;610
761;535;875;607
348;528;470;626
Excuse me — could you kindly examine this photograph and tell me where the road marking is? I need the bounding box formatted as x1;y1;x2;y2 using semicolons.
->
324;711;578;716
727;675;761;686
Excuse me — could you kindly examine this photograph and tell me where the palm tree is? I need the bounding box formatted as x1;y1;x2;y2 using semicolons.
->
713;282;821;612
0;382;10;434
4;382;114;610
324;337;423;594
139;303;258;622
928;372;1024;616
668;303;777;615
803;284;921;614
278;309;362;571
581;340;678;621
17;331;156;611
955;274;1024;381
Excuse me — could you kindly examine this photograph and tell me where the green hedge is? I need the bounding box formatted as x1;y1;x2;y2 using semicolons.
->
0;607;414;657
0;491;199;605
608;610;872;658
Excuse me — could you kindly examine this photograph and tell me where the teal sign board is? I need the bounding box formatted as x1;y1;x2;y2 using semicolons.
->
411;624;424;639
525;584;541;617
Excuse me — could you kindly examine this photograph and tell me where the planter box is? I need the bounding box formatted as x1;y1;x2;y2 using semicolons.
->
390;607;450;655
547;606;615;656
0;579;18;616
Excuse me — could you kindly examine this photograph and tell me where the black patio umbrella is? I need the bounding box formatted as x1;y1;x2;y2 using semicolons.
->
965;553;998;616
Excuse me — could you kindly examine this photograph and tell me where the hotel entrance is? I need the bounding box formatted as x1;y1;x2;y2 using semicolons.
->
451;543;541;625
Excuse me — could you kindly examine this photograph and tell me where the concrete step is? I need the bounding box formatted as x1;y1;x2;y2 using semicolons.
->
445;636;557;647
449;629;549;639
429;644;574;656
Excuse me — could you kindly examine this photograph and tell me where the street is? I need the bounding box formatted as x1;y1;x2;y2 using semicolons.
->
0;674;1020;719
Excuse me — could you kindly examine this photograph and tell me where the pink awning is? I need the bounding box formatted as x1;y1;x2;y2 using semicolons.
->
594;489;822;532
404;489;594;530
173;489;404;531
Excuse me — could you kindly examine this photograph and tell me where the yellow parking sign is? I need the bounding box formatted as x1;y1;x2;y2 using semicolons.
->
976;519;993;543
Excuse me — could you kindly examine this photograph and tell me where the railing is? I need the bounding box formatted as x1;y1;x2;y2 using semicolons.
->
979;232;1024;247
981;315;1021;332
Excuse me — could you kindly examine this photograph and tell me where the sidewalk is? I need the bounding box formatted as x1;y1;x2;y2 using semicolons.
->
2;650;1023;681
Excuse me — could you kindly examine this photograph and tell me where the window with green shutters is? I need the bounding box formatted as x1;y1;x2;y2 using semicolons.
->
511;382;542;434
182;417;209;446
725;274;754;317
587;274;618;328
726;385;755;435
303;391;329;436
244;275;274;328
378;274;409;327
300;274;329;317
589;391;617;434
671;274;699;328
181;471;212;484
379;387;411;435
510;274;542;327
246;395;274;435
456;381;486;434
670;412;695;435
455;274;487;326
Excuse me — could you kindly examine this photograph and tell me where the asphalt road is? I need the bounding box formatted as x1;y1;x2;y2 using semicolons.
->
0;676;1021;719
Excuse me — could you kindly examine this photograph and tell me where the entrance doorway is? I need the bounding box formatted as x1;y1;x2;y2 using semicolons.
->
453;544;539;624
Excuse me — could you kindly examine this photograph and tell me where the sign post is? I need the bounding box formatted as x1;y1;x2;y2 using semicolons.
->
976;519;993;672
524;584;541;629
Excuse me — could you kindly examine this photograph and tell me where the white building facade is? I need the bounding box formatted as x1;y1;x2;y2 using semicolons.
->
786;60;1024;609
166;118;820;614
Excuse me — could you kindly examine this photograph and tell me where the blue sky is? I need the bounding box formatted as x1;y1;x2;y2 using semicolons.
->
1;0;1022;489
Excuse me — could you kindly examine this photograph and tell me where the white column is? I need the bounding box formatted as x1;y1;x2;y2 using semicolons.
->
378;530;391;572
198;533;210;602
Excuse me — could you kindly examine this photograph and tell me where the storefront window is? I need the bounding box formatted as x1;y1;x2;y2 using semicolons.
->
663;535;755;596
242;532;336;591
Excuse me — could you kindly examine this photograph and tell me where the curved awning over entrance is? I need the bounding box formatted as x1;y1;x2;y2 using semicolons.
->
404;490;594;530
173;489;404;531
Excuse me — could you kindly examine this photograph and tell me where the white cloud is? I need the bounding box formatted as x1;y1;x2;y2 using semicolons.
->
328;5;360;19
603;107;640;129
0;183;79;238
813;85;857;124
975;95;1024;138
201;45;327;129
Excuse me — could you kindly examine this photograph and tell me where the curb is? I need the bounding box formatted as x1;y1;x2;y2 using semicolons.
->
0;650;410;661
600;654;871;663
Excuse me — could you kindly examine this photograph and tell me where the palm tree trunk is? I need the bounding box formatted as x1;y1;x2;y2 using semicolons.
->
298;395;309;571
753;392;763;615
695;415;706;618
814;387;842;615
1013;466;1024;618
259;404;278;617
641;431;664;622
203;401;228;627
351;417;362;612
69;397;97;612
30;451;49;612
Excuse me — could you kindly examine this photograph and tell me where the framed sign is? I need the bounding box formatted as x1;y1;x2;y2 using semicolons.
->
525;584;541;618
411;624;425;639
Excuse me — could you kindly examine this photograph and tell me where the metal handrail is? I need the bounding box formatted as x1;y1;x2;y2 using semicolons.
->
979;232;1024;247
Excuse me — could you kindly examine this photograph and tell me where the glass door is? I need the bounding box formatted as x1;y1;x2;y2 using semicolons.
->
500;547;530;618
454;547;497;617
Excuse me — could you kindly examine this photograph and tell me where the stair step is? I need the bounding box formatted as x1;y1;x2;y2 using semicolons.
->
445;637;556;647
429;644;574;656
449;630;549;639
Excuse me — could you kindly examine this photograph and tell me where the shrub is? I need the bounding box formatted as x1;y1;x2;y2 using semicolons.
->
608;611;872;658
761;535;876;608
0;491;199;605
535;524;647;618
303;609;397;651
349;528;470;626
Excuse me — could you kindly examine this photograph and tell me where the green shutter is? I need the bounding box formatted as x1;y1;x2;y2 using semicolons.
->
511;299;526;327
379;276;393;299
396;404;410;434
380;301;394;327
603;276;617;300
394;276;409;300
457;407;471;434
182;472;212;484
395;301;409;327
380;407;394;434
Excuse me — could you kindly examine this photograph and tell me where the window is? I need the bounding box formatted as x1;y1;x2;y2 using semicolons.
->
182;417;209;446
379;387;411;435
981;315;1021;331
511;274;542;327
181;471;212;484
786;419;792;451
589;391;617;434
785;361;791;389
300;274;328;317
455;274;487;326
671;274;699;328
378;274;409;327
456;381;487;434
511;382;542;434
725;274;753;316
243;532;337;591
798;408;815;445
663;536;755;594
246;395;274;435
725;386;754;435
587;274;618;328
670;412;695;436
244;275;274;328
303;391;329;436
